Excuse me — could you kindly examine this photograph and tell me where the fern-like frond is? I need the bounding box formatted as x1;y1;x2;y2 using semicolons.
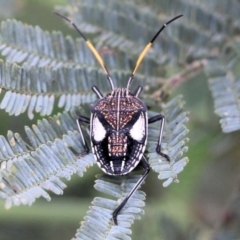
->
74;174;145;240
57;0;184;62
135;0;230;35
147;95;189;186
124;0;236;63
58;0;226;63
0;18;165;79
0;60;163;118
0;60;96;118
0;19;98;68
0;109;95;208
206;58;240;133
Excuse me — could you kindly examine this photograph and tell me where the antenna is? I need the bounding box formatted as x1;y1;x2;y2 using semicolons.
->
126;15;183;91
54;12;115;90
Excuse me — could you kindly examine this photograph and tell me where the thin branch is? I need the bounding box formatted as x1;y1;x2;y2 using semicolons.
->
146;59;207;102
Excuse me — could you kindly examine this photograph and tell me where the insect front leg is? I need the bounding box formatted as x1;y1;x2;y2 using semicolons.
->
148;114;170;162
112;156;150;225
92;85;104;99
133;86;143;97
76;116;90;153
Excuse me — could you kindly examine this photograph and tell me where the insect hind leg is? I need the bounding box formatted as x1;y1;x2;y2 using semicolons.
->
148;114;170;162
112;156;150;225
76;116;90;154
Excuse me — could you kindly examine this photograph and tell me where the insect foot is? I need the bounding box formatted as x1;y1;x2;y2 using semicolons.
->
112;210;118;225
156;145;170;162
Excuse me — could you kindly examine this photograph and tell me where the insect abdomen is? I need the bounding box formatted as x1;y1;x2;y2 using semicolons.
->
108;133;127;157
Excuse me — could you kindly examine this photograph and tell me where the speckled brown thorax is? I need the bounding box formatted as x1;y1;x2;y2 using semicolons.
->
93;88;145;130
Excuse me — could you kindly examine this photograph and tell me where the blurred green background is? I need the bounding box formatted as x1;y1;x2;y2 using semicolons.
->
0;0;240;240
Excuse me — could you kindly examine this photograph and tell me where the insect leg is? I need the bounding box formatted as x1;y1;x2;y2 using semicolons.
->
112;156;150;225
76;116;90;153
92;85;103;99
133;86;143;97
148;114;170;161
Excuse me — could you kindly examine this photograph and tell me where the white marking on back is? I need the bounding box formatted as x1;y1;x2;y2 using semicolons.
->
92;114;106;142
96;161;101;168
121;159;125;171
117;90;120;131
128;165;136;172
110;161;114;171
130;112;145;141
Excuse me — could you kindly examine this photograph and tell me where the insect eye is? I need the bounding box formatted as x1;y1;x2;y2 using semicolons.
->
129;113;146;142
92;115;107;142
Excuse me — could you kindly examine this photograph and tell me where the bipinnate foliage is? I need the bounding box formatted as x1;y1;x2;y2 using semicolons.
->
0;109;95;208
0;95;188;239
0;0;239;239
75;174;146;240
205;41;240;133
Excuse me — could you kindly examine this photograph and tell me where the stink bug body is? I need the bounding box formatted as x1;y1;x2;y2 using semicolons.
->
91;88;148;175
55;12;183;225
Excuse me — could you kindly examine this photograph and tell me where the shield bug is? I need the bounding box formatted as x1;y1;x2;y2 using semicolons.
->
54;12;183;225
